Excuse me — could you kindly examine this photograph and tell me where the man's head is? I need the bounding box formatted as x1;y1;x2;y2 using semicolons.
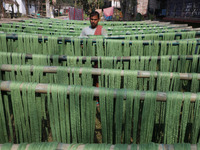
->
90;11;100;29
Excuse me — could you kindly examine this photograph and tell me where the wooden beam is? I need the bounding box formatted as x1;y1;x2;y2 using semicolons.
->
1;64;200;80
0;81;198;102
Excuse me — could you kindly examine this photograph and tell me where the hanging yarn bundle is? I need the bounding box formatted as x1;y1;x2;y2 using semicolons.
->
0;19;200;147
47;84;96;143
1;65;200;93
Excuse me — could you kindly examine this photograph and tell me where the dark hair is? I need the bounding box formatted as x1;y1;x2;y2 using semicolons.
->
90;11;100;19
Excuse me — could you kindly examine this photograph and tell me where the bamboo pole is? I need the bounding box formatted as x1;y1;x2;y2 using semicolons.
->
0;23;194;31
3;34;200;45
1;22;175;27
0;143;198;150
1;64;200;80
193;28;200;31
0;20;191;27
2;25;193;32
20;53;200;62
0;22;195;30
1;52;199;62
167;24;189;28
173;26;193;30
0;81;198;102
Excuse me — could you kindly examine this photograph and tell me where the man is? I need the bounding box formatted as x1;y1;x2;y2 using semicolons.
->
80;11;107;37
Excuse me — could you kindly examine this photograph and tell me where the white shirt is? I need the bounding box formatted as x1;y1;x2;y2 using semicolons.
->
80;26;107;37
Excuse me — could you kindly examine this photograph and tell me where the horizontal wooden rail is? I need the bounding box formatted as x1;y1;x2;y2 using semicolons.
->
1;64;200;80
0;143;198;150
0;81;198;102
3;34;200;46
23;54;200;62
1;52;199;62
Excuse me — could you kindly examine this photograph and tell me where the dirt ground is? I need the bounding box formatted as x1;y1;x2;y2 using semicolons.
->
0;17;29;23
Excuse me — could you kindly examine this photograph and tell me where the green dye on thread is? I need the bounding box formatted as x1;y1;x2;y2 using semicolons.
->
164;92;183;144
191;73;199;93
1;143;13;150
99;88;108;143
132;91;141;143
140;91;157;143
179;92;191;143
174;143;191;150
124;90;134;144
0;81;8;143
115;89;124;144
191;93;200;144
139;143;159;150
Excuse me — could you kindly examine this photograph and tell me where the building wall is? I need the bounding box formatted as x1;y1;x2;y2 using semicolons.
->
167;0;200;18
111;0;120;8
19;0;26;14
149;0;160;13
137;0;148;15
3;0;36;15
3;3;17;13
29;1;36;14
3;3;11;13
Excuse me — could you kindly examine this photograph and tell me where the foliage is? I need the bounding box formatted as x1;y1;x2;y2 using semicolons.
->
56;0;73;6
119;0;137;20
77;0;104;15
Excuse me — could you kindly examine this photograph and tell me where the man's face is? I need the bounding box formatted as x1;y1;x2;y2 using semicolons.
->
90;15;99;28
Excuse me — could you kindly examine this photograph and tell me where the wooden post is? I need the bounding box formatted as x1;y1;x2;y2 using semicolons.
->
25;0;29;16
75;0;77;8
0;0;5;18
46;0;51;17
0;80;198;102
